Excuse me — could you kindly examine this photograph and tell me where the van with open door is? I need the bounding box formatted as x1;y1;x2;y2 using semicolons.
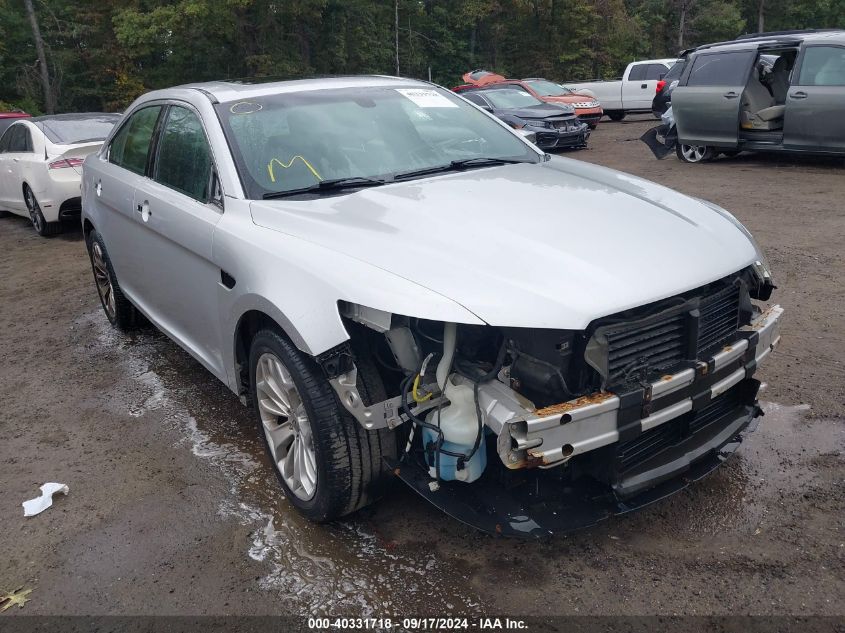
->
671;29;845;162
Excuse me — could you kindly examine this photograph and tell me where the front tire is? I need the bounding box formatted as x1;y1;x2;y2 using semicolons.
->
607;111;626;121
24;186;62;237
676;144;715;163
86;229;140;329
249;329;397;522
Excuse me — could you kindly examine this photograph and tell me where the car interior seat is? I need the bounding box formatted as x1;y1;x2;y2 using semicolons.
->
769;55;791;103
741;65;785;131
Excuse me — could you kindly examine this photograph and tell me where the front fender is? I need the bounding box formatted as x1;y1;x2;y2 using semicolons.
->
214;204;484;392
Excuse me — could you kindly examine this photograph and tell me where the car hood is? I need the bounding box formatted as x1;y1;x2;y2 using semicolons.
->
250;158;759;329
541;94;591;104
499;104;574;119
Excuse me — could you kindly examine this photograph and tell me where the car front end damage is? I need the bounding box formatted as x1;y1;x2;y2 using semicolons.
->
320;264;780;537
520;116;590;150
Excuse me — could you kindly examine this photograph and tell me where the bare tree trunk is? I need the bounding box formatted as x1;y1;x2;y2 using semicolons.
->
757;0;765;33
394;0;399;75
24;0;54;113
678;2;686;48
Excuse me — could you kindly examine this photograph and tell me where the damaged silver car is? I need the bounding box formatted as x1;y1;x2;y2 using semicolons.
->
81;76;782;537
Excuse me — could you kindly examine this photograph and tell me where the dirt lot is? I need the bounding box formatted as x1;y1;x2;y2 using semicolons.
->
1;115;843;619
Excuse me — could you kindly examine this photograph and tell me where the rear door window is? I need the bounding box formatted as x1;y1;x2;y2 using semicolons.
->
686;51;755;86
645;64;668;80
0;128;11;152
797;46;845;86
628;64;647;81
109;106;162;175
8;125;31;152
153;106;213;202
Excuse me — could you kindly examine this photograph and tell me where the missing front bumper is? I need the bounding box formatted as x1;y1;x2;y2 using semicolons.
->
388;393;761;538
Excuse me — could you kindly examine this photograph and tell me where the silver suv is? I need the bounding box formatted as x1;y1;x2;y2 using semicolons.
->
672;29;845;162
81;76;782;536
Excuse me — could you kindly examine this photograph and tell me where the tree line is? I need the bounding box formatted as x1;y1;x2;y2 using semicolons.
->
1;0;843;115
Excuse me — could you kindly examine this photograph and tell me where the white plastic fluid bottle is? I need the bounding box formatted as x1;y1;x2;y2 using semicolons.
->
422;377;486;483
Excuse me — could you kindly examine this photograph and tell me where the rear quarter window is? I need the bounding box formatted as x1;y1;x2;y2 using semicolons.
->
798;46;845;86
686;51;754;86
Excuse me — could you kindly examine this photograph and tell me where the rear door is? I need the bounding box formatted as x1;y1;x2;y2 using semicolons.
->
130;103;225;377
0;127;16;209
622;63;667;110
783;44;845;152
0;125;35;212
621;63;649;110
672;49;756;147
89;104;164;298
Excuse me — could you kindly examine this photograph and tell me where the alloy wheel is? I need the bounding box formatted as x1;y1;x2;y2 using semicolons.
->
255;352;317;500
91;242;116;320
25;189;43;232
680;144;708;163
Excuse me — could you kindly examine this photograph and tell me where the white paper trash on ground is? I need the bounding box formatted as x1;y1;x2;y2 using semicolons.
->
22;483;69;517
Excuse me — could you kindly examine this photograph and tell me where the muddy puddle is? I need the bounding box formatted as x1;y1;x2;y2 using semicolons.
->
73;310;844;616
74;310;485;616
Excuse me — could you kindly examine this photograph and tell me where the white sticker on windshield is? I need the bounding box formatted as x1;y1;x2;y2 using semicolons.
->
395;88;458;108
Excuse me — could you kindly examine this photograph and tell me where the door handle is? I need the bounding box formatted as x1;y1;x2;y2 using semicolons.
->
723;91;739;99
641;83;647;89
136;201;152;222
95;180;102;197
790;91;808;99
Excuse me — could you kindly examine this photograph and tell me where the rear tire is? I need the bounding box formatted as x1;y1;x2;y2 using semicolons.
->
607;111;626;122
249;329;398;522
86;229;141;330
676;144;715;163
24;186;62;237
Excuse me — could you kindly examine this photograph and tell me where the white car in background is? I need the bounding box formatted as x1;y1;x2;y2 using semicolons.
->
0;113;121;236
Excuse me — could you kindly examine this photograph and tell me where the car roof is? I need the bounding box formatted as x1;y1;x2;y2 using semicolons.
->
0;112;30;119
29;112;121;122
156;75;431;104
694;29;845;53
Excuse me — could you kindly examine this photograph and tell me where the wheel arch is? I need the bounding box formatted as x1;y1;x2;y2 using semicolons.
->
82;218;95;244
231;304;350;398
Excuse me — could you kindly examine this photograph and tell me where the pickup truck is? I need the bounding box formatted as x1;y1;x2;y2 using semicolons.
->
567;59;677;120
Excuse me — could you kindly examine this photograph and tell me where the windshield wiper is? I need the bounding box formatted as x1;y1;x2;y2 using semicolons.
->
262;176;388;199
394;157;533;181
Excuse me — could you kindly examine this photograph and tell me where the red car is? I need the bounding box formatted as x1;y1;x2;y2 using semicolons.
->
454;71;604;129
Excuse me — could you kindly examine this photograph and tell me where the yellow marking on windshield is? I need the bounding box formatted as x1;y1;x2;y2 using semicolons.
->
267;156;322;183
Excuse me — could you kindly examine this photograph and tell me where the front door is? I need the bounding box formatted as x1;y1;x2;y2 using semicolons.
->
131;103;225;378
783;45;845;153
673;50;756;148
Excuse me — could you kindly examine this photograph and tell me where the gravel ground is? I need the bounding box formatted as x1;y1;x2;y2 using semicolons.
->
0;115;842;619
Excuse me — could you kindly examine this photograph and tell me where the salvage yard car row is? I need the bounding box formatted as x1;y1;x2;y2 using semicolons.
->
4;28;844;537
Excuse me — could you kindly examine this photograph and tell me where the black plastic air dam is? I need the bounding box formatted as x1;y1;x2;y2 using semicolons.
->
386;404;761;539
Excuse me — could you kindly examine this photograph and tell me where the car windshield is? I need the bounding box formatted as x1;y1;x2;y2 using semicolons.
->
214;84;538;199
481;88;544;109
524;80;571;97
39;115;121;144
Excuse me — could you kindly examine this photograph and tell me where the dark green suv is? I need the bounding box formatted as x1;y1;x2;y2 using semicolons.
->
671;29;845;162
